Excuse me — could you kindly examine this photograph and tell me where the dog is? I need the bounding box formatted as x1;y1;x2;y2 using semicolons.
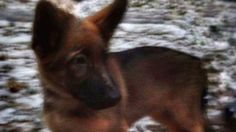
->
32;0;208;131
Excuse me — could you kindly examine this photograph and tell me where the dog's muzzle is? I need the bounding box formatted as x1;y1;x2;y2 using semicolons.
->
72;78;121;110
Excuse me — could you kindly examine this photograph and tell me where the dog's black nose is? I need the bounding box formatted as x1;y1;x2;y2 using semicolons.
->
89;86;121;110
107;87;121;100
73;82;121;110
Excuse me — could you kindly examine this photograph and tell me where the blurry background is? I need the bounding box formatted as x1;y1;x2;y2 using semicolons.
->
0;0;236;131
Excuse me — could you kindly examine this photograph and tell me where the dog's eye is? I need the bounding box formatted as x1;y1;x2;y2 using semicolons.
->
73;54;87;64
69;54;88;77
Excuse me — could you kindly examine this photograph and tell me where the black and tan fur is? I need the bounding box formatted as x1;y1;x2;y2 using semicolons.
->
32;0;208;131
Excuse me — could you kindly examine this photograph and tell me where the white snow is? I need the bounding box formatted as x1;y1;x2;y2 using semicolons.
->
0;34;31;44
16;94;43;108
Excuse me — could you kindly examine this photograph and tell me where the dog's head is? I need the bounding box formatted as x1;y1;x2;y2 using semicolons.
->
32;0;127;110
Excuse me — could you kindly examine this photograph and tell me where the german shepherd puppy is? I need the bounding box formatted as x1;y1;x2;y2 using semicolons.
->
32;0;207;131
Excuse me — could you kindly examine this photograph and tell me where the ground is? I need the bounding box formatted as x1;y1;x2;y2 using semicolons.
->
0;0;236;131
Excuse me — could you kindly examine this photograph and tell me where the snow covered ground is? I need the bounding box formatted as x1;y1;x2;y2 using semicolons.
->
0;0;236;131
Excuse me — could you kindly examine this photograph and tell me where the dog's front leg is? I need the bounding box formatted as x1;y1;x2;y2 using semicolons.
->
45;111;128;132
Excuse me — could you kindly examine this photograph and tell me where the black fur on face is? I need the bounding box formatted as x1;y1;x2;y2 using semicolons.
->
68;71;121;110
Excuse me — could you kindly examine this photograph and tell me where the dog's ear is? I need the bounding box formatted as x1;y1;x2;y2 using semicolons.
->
32;0;74;58
86;0;127;45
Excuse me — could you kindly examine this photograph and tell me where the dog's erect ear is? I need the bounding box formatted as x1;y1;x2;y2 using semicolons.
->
32;0;74;58
86;0;127;44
